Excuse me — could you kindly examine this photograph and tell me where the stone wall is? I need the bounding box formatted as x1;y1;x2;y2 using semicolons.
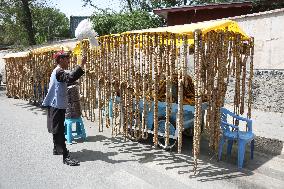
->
252;70;284;112
225;70;284;113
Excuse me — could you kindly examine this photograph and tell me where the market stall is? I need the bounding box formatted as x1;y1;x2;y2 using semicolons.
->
75;19;254;172
3;19;254;172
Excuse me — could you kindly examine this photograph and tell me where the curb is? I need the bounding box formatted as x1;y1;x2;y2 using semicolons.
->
254;136;284;155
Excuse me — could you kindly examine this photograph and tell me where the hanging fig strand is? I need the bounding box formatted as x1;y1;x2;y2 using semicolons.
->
3;27;254;174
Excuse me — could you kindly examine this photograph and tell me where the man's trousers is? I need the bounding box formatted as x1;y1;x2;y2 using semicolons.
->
47;106;68;158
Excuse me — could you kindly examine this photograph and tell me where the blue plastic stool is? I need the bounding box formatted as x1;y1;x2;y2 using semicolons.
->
64;117;86;144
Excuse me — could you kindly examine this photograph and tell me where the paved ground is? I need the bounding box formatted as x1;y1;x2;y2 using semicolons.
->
0;87;284;189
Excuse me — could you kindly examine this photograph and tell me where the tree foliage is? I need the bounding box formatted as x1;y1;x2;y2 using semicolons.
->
91;9;163;36
84;0;189;36
32;7;70;44
84;0;284;37
0;0;70;47
251;0;284;12
130;0;284;17
118;0;284;12
121;0;185;12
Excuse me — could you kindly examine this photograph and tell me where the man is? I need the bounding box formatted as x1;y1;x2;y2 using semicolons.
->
42;50;86;166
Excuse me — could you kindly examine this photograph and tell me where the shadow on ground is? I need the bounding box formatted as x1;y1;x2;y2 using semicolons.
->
0;85;5;91
14;102;48;115
0;86;47;115
68;133;279;182
1;87;279;183
0;85;47;115
72;149;135;164
0;86;7;96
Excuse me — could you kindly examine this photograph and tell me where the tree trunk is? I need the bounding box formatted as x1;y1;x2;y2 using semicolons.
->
126;0;133;12
20;0;36;45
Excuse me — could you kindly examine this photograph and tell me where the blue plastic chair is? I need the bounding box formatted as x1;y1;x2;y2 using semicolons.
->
218;107;255;169
64;117;86;145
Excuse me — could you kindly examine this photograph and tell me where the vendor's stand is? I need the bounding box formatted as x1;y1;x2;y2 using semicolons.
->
3;20;254;172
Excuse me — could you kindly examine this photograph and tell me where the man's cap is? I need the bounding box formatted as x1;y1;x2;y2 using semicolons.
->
53;50;70;60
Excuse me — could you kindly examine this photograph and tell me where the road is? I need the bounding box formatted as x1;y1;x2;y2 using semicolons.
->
0;87;283;189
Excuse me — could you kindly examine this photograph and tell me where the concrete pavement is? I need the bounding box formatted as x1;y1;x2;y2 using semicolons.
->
0;87;284;189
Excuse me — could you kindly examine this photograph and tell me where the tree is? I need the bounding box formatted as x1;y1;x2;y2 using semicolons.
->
0;0;29;45
126;0;133;12
81;0;186;12
33;7;70;44
0;0;37;45
121;0;184;12
83;0;284;37
20;0;36;45
82;0;284;12
91;9;163;36
0;0;70;46
251;0;284;12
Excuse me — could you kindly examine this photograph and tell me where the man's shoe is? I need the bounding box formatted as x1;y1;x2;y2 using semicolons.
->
63;157;80;166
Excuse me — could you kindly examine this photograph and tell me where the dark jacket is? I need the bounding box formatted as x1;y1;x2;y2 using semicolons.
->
42;65;84;109
45;65;84;134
